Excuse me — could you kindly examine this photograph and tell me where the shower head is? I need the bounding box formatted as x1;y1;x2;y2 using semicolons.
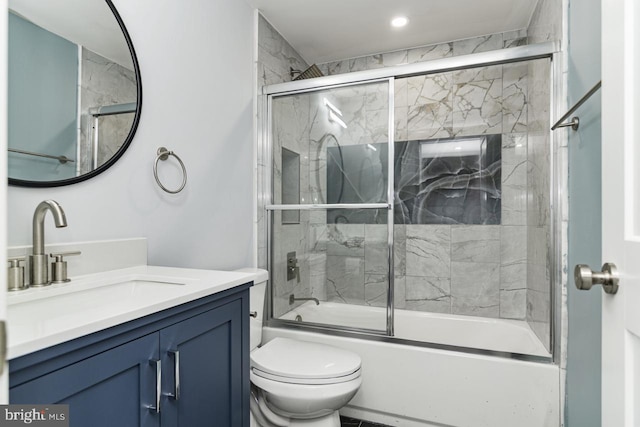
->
290;64;324;81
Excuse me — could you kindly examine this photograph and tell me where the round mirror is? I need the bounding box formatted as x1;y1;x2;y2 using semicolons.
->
8;0;142;187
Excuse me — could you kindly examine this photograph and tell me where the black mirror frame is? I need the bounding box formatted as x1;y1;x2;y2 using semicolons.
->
8;0;142;188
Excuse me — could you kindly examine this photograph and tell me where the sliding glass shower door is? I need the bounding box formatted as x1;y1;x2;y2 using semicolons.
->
267;79;394;334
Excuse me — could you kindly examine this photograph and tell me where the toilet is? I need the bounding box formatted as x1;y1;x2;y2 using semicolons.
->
241;269;362;427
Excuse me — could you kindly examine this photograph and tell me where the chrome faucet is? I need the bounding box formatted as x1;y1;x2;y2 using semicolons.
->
29;200;67;287
289;294;320;305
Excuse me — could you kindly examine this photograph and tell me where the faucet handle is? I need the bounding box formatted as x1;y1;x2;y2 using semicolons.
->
49;251;81;283
7;257;26;291
8;256;26;267
49;251;81;261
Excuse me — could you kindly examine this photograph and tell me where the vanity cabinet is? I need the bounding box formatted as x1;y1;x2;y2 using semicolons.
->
9;284;250;427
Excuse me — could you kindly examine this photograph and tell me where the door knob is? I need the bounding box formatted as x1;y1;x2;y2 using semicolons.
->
574;263;619;294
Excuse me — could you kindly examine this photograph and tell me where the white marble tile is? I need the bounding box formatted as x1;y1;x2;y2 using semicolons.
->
527;132;551;227
453;64;502;85
501;226;527;265
527;289;550;323
451;261;500;317
394;275;407;309
80;48;136;170
369;50;409;68
326;255;365;304
406;225;451;278
406;74;453;139
366;108;390;144
503;63;528;133
527;0;562;44
394;78;408;108
452;79;503;136
364;225;389;274
405;276;451;313
364;274;388;307
327;224;365;256
395;106;409;141
394;225;407;276
527;59;552;133
257;15;308;85
309;252;327;301
500;262;527;291
503;29;528;48
502;134;528;186
453;34;503;56
500;288;527;319
501;183;527;225
407;42;453;63
450;225;500;263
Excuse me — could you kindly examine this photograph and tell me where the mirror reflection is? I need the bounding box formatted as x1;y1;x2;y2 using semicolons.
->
8;0;139;185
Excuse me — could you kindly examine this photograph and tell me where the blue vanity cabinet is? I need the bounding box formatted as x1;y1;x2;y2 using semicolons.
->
9;284;251;427
11;333;161;427
159;298;244;426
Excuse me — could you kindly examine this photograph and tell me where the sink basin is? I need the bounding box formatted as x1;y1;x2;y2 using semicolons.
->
9;276;189;332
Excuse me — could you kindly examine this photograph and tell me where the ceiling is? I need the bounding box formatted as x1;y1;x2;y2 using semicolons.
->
9;0;133;70
248;0;540;64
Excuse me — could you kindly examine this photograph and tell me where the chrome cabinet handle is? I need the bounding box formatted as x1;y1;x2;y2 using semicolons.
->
167;350;180;400
574;262;619;294
147;359;161;413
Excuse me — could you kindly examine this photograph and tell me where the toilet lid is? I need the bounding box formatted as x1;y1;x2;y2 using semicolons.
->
251;337;361;381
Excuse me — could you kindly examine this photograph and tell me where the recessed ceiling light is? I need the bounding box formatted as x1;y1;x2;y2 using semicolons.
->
391;16;409;28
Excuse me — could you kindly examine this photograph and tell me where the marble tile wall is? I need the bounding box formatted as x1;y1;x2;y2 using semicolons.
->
315;46;534;320
257;15;309;88
260;18;553;330
78;48;136;174
257;14;310;271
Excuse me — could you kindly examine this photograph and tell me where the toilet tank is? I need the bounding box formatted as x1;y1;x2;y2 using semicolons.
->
235;268;268;350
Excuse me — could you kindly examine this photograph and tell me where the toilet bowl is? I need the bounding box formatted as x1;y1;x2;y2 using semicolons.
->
239;268;362;427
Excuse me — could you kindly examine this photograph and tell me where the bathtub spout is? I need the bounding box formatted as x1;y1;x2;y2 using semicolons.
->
289;294;320;305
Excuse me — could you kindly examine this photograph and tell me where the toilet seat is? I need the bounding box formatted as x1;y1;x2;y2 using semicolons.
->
251;337;362;385
252;367;361;385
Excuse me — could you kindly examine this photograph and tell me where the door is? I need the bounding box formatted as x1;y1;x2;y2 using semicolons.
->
0;0;9;403
159;300;245;427
10;334;161;427
601;0;640;425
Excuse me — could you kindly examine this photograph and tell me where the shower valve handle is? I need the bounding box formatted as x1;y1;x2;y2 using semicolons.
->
574;263;619;294
286;252;300;282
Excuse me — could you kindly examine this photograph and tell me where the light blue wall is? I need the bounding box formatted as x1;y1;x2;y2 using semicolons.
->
8;12;77;181
8;0;256;272
566;0;602;425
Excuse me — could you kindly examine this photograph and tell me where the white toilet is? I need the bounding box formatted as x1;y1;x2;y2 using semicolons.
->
244;269;362;427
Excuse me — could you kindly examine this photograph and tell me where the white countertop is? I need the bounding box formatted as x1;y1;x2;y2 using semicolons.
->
7;266;267;360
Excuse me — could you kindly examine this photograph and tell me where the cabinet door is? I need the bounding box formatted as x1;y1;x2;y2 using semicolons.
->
11;333;161;427
160;299;244;427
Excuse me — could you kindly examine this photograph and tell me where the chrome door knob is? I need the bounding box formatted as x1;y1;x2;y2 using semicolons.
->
574;262;619;294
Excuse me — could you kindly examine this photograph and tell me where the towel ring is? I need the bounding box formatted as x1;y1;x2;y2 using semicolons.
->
154;147;187;194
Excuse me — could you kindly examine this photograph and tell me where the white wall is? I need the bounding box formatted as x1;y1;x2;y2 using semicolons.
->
7;0;256;270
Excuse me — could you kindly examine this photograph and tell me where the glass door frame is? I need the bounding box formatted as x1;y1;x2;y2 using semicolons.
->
259;42;562;356
265;77;396;336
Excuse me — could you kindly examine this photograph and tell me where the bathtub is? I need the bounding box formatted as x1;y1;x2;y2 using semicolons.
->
265;302;559;427
279;302;551;357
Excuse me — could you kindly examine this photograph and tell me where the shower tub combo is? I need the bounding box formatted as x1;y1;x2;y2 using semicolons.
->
259;42;561;427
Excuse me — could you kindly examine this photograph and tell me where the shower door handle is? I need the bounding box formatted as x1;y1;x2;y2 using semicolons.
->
574;263;619;294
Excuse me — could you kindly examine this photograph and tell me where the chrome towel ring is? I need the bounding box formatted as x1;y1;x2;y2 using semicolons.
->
154;147;187;194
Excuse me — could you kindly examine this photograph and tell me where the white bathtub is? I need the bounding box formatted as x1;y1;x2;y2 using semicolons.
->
280;302;551;357
266;302;559;427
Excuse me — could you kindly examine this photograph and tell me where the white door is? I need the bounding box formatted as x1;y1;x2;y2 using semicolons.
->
0;0;9;403
601;0;640;425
